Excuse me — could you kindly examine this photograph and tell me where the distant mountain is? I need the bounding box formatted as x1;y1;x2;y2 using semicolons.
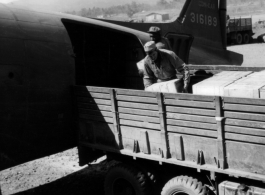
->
8;0;155;12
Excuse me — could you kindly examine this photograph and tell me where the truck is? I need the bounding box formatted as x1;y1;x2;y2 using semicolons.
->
226;15;253;44
74;64;265;195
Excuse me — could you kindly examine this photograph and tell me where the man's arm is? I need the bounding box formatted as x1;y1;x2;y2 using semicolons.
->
169;52;190;92
143;61;156;89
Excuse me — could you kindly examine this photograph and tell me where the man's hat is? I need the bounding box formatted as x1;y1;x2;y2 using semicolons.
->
147;26;161;34
144;41;156;52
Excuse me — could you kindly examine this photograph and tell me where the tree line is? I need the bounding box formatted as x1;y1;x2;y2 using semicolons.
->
65;0;184;19
65;0;264;19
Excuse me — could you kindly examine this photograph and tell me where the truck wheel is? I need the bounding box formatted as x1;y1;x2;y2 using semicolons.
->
236;33;243;44
243;33;250;44
104;163;150;195
161;175;206;195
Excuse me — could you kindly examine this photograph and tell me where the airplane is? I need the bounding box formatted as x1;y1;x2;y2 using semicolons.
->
0;0;241;171
0;2;149;171
96;0;243;65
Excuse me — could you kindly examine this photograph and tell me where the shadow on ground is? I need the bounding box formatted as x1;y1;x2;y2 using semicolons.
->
12;161;111;195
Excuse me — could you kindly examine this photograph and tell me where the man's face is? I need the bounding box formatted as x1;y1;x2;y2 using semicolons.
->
146;49;158;61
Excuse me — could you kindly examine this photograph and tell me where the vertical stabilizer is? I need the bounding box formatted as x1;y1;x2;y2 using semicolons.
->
180;0;224;49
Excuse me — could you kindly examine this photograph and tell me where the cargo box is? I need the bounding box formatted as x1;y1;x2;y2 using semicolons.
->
192;71;252;96
145;79;183;93
224;71;265;98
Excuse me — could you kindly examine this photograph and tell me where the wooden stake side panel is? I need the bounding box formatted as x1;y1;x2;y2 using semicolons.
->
226;141;265;175
78;120;117;148
75;86;265;178
74;86;117;148
121;126;162;155
223;96;265;175
168;133;218;165
75;87;113;123
164;93;217;138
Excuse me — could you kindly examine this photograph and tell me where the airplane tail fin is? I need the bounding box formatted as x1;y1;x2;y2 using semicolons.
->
176;0;227;50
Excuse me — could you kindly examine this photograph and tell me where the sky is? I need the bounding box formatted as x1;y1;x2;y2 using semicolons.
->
0;0;16;3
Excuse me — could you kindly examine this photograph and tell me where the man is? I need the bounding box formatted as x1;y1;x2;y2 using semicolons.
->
147;26;172;50
143;41;190;93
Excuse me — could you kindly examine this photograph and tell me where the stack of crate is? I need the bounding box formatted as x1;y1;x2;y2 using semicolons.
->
192;71;253;96
193;71;265;98
224;71;265;98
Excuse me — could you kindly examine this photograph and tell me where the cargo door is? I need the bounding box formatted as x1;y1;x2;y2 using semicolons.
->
165;33;193;63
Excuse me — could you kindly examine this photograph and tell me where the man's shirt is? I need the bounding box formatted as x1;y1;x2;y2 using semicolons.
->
143;49;190;88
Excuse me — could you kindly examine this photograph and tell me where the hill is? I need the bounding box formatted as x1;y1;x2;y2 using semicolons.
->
7;0;155;12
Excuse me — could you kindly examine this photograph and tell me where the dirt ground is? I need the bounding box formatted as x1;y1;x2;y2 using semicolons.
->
227;43;265;67
227;18;265;67
0;148;111;195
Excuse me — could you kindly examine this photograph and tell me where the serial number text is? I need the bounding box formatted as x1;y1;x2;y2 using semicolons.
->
190;12;218;27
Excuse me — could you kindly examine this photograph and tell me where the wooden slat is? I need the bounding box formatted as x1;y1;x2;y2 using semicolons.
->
167;119;217;130
78;109;112;118
165;99;215;109
119;113;160;123
74;86;110;93
119;108;159;117
117;95;157;104
225;126;265;137
225;111;265;121
225;133;265;145
118;102;159;111
167;113;216;123
120;119;160;130
166;106;215;116
77;103;111;112
224;103;265;114
164;93;215;102
224;96;265;106
76;97;111;106
225;119;265;129
116;88;157;97
85;86;111;93
167;126;217;138
79;114;113;123
187;65;265;72
75;91;110;99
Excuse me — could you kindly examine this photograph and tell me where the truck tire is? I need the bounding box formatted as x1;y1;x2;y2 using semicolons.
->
161;175;206;195
243;33;250;44
236;33;243;44
104;163;150;195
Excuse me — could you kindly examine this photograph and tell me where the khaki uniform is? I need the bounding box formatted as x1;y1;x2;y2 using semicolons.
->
143;49;190;89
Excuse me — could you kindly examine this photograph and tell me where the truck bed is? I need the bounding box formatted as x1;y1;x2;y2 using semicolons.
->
227;17;252;32
74;85;265;182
